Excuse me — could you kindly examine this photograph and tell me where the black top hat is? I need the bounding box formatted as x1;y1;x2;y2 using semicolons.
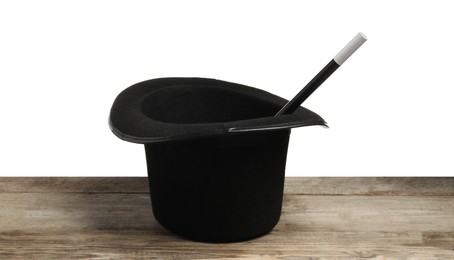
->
109;32;366;243
109;77;326;243
109;77;326;143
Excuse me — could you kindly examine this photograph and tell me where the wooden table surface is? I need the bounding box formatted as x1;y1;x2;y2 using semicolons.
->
1;177;454;259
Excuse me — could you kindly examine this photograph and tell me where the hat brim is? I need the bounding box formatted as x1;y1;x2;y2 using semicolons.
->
109;77;327;144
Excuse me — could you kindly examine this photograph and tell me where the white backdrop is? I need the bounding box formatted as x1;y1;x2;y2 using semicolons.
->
1;0;453;176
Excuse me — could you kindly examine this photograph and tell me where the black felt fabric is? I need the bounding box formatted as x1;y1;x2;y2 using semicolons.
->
145;130;290;242
109;77;327;143
110;77;327;242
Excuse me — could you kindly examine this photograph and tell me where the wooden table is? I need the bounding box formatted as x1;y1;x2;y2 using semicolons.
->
1;177;454;259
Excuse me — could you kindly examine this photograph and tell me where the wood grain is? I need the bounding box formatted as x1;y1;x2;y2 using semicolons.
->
1;177;453;259
2;177;454;195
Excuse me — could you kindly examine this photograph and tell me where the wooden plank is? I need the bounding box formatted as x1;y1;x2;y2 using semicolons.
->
1;230;454;259
1;177;454;259
2;193;452;234
284;177;454;196
1;177;454;195
0;177;150;193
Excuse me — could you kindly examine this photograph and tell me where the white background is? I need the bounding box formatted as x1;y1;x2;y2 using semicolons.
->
1;0;453;176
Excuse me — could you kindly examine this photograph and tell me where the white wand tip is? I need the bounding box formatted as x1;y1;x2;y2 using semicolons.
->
359;32;367;40
334;32;367;65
